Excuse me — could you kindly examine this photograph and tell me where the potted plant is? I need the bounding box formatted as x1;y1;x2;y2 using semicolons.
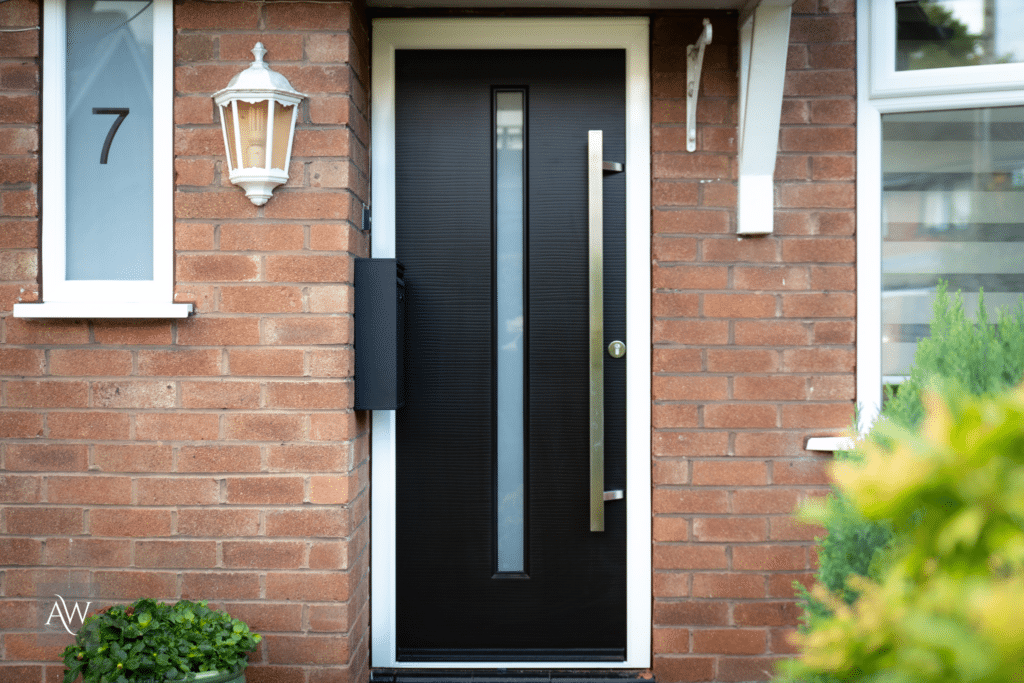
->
62;598;261;683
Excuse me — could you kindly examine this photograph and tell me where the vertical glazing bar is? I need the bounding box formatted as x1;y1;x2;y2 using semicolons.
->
231;100;244;172
496;91;525;571
264;100;276;171
588;130;605;532
218;104;234;174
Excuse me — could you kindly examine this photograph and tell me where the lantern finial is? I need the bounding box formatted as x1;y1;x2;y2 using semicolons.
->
251;42;268;65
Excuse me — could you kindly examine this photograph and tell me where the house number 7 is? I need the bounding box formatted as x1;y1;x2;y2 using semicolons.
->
92;108;129;164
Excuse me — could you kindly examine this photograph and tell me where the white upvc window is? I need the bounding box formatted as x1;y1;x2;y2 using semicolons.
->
855;0;1024;434
869;1;1024;99
14;0;190;319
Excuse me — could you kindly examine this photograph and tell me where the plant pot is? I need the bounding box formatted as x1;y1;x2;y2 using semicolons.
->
188;664;246;683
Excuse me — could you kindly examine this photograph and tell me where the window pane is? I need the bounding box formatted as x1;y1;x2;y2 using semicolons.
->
896;0;1024;70
66;0;154;280
882;106;1024;377
495;90;525;574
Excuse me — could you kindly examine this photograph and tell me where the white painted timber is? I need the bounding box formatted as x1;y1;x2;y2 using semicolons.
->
737;0;793;235
739;0;797;26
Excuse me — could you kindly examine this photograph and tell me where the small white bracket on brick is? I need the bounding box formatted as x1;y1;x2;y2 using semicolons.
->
737;0;795;235
805;436;857;453
685;18;712;153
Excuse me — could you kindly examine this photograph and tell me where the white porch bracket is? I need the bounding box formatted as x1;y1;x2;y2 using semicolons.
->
737;0;795;235
685;18;712;152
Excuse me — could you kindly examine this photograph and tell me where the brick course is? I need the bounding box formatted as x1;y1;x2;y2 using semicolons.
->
0;3;855;682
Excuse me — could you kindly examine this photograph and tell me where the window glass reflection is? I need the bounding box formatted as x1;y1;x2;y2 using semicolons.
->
896;0;1024;70
881;106;1024;377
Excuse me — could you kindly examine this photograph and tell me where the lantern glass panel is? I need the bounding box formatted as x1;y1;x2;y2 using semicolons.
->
236;100;270;169
272;101;295;170
220;102;238;171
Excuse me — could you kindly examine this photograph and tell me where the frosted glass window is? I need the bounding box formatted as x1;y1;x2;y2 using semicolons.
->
882;106;1024;377
495;90;525;574
896;0;1024;70
65;1;154;280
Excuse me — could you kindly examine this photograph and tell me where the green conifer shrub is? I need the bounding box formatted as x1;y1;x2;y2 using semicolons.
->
779;384;1024;683
778;285;1024;683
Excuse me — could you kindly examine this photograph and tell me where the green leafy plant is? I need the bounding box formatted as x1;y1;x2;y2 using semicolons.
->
62;598;261;683
780;285;1024;683
778;384;1024;682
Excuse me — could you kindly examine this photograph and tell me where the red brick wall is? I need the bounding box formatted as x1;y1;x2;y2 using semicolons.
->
650;2;854;682
0;2;370;681
2;1;857;682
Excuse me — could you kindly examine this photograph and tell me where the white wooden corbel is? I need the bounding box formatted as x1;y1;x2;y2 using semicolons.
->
737;0;795;234
685;18;712;153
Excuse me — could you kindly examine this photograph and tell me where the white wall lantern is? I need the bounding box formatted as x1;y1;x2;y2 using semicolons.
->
213;43;305;206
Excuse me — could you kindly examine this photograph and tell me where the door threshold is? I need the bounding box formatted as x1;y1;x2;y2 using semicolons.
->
371;670;655;683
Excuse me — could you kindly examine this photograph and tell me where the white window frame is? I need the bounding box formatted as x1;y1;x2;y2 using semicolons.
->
855;0;1024;433
369;16;651;670
14;0;190;319
869;0;1024;100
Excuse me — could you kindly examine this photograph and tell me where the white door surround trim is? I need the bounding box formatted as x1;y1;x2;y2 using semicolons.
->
369;17;652;670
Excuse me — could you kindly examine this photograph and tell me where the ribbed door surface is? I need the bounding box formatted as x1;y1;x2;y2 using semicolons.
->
395;49;627;662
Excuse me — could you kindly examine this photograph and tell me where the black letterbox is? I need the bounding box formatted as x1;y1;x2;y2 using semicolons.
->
354;258;405;410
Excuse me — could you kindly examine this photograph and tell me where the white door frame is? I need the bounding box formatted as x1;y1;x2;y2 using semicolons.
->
369;17;652;669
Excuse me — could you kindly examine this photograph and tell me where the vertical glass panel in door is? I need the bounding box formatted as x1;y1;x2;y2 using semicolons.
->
881;106;1024;378
66;0;154;280
495;90;525;573
895;0;1024;70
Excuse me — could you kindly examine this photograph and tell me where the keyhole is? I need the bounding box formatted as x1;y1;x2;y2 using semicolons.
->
608;340;625;358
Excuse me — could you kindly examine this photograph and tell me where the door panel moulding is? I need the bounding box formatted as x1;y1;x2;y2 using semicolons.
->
370;17;651;671
737;0;794;235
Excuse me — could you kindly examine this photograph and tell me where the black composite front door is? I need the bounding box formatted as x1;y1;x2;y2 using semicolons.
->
394;49;627;663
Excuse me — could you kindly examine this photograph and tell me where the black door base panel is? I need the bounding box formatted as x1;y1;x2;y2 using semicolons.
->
371;670;655;683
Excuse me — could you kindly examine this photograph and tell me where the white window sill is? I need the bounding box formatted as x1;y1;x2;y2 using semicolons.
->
13;302;193;319
805;436;856;453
